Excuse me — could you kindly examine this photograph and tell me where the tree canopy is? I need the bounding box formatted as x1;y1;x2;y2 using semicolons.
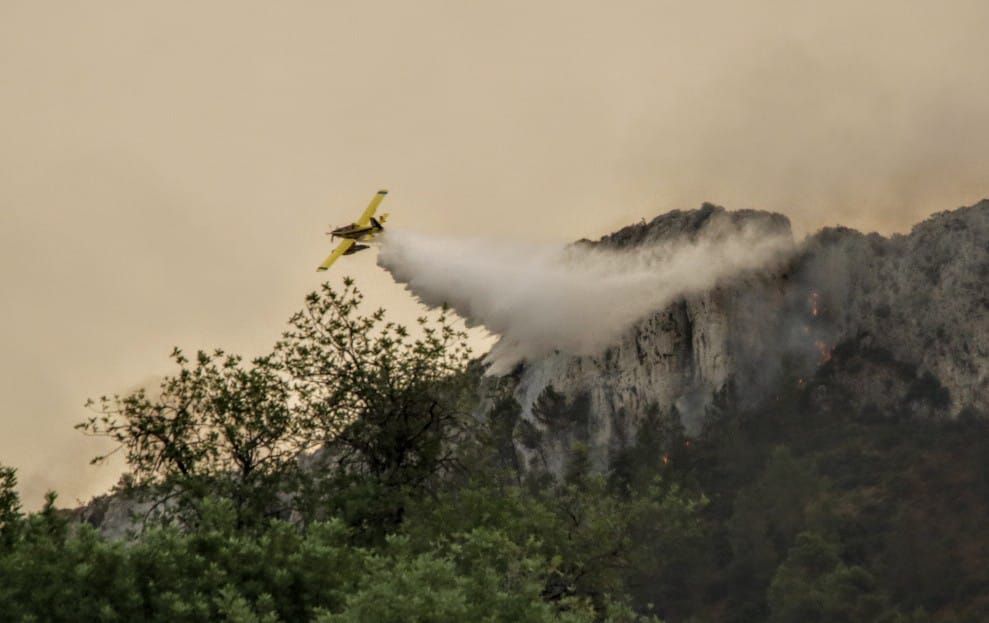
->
1;278;986;621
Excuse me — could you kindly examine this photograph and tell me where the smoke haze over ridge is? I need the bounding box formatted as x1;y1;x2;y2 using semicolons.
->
378;224;793;374
2;0;988;508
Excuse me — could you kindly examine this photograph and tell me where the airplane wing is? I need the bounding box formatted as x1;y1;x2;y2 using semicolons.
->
355;190;388;226
317;239;355;272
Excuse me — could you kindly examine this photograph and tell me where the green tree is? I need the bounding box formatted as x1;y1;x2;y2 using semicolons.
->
401;464;703;621
316;529;598;623
0;464;21;548
78;279;473;533
768;531;916;623
725;445;824;608
78;348;304;530
278;279;473;534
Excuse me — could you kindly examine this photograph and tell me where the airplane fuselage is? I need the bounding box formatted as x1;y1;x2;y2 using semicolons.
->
331;225;375;240
330;218;384;241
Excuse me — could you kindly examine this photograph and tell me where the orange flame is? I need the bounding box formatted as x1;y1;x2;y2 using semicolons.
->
809;291;821;317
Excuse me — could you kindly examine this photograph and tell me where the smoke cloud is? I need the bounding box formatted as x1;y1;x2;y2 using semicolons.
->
378;225;793;374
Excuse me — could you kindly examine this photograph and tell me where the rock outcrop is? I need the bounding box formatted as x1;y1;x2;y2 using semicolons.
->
495;200;989;475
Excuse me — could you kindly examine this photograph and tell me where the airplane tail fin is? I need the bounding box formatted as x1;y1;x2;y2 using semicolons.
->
370;216;385;230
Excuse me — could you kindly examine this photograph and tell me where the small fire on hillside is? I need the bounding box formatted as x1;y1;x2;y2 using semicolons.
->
809;290;822;317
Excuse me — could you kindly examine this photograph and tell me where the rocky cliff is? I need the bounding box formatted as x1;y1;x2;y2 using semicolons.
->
76;200;988;534
493;200;989;476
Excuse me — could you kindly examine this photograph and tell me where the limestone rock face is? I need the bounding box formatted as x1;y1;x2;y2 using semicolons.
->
73;491;155;540
502;200;989;475
801;202;988;419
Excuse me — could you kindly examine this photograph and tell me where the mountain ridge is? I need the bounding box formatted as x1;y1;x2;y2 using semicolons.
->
490;199;988;476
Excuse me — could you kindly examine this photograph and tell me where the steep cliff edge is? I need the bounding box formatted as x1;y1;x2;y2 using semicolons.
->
494;200;988;475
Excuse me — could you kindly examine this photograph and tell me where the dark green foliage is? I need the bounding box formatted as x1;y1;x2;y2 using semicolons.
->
484;384;528;474
77;279;473;534
0;500;354;622
725;447;823;605
768;532;918;623
313;529;599;623
77;347;305;530
608;406;682;495
4;279;987;621
278;280;474;537
21;280;674;621
533;387;591;437
0;464;20;548
398;454;706;622
669;350;989;622
0;484;673;622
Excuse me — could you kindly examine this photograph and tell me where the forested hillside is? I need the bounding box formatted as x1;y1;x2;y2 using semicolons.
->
2;200;987;622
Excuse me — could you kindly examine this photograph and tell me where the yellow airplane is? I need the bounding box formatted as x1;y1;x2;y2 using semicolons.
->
317;190;389;272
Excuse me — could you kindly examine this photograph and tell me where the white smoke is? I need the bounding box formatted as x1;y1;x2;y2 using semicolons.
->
377;224;793;375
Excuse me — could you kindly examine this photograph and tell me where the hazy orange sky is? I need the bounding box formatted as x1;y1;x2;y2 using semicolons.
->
2;1;988;507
